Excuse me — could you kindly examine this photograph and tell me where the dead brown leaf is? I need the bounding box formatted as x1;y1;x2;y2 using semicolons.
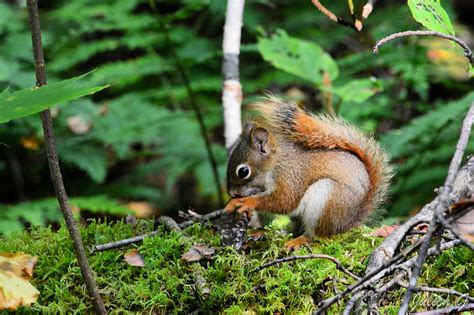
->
181;245;215;262
0;253;38;280
0;253;39;310
370;225;399;238
448;197;474;242
453;208;474;242
20;135;41;151
124;249;145;267
126;201;155;218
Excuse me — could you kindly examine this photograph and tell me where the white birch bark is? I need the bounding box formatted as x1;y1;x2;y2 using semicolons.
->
222;0;245;149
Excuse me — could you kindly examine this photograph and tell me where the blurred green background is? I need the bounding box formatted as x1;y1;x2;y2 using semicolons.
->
0;0;473;234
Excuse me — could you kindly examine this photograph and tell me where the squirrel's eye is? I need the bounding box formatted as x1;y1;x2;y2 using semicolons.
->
236;164;251;179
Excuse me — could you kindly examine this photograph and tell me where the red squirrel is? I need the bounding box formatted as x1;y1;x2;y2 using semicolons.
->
224;96;392;250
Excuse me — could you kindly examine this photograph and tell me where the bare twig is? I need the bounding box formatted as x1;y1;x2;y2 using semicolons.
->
411;303;474;315
342;291;366;315
191;263;210;299
179;209;225;229
92;210;224;252
92;231;160;253
158;216;181;232
397;281;474;303
252;254;360;280
314;238;461;314
361;0;376;20
373;30;473;65
399;103;474;314
366;209;433;274
26;1;105;313
311;0;357;31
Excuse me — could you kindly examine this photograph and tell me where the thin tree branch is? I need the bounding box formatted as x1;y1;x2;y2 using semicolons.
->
311;0;357;31
252;254;360;280
26;1;105;313
411;303;474;315
314;237;461;314
397;281;474;303
373;30;473;65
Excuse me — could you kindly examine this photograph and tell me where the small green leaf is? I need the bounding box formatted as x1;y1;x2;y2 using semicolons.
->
407;0;455;35
332;78;382;103
0;72;109;124
258;30;339;85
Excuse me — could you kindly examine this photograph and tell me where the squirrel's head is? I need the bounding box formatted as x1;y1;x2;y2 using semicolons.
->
227;121;276;198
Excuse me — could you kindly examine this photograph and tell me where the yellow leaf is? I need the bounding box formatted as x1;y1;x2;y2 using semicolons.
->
0;253;38;280
0;270;39;310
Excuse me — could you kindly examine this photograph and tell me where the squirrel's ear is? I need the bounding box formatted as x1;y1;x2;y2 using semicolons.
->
251;127;270;155
243;121;257;136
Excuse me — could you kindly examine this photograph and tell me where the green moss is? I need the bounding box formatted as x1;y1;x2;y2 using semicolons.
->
0;221;472;313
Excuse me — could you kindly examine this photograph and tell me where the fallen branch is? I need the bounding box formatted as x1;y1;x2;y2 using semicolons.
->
411;303;474;315
399;102;474;314
314;237;462;313
92;209;224;252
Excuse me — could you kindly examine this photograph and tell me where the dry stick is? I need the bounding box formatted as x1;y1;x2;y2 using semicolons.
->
434;103;474;251
222;0;245;150
313;233;460;314
397;281;474;303
311;0;357;30
252;254;360;280
399;103;474;314
26;1;105;313
374;30;473;65
361;0;377;20
342;290;367;315
92;209;224;252
179;209;225;229
366;209;433;274
411;303;474;315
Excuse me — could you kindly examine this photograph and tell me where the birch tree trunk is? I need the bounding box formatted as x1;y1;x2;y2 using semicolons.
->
222;0;245;149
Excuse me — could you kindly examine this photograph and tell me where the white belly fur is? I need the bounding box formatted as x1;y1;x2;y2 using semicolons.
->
290;179;333;238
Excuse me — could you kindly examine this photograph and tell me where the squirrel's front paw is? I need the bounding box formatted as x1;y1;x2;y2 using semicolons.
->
224;197;257;219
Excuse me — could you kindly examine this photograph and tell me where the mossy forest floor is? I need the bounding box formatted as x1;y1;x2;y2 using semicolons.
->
0;219;472;314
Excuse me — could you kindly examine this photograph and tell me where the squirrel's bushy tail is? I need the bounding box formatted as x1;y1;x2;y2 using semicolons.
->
253;96;392;216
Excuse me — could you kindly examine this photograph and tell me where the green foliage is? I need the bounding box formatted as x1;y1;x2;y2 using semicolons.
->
0;221;471;313
258;30;380;105
382;92;474;215
0;0;472;231
0;73;108;123
408;0;455;35
0;196;131;235
258;30;339;84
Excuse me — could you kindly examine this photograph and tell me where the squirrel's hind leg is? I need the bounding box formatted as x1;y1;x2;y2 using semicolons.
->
284;235;311;251
284;178;334;251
